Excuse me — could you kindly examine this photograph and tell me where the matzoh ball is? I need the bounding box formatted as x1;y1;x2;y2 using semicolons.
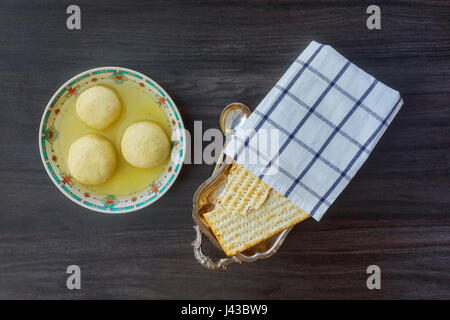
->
68;134;117;185
76;86;121;129
120;121;170;168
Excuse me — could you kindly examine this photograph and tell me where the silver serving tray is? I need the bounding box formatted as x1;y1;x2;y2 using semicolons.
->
191;151;294;270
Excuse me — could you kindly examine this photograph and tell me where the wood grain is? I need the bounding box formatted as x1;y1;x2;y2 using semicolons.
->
0;0;448;299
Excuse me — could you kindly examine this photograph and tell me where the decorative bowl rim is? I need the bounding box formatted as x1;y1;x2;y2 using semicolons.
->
38;66;186;214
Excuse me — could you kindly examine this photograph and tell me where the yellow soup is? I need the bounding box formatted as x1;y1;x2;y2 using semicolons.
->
54;78;171;197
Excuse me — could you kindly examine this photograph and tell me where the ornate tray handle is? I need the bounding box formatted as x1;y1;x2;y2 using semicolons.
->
192;226;241;270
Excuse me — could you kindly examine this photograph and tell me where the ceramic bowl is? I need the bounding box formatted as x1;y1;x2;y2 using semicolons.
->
39;67;185;213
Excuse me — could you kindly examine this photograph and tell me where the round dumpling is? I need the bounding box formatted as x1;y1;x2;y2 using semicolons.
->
68;134;117;185
76;86;121;129
121;121;170;168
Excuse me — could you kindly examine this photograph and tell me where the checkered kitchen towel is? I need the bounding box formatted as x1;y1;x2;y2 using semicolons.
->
224;41;403;221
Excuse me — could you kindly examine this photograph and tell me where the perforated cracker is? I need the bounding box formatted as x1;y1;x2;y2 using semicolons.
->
215;163;271;216
204;188;310;257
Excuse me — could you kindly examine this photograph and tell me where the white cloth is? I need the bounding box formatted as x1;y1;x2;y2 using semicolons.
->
224;41;403;221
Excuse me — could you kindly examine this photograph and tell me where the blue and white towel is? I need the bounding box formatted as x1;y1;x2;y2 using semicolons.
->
224;41;403;221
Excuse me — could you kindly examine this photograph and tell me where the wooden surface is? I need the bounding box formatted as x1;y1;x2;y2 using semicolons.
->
0;0;449;299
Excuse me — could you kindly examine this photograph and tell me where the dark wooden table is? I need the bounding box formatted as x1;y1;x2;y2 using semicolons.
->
0;0;448;299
